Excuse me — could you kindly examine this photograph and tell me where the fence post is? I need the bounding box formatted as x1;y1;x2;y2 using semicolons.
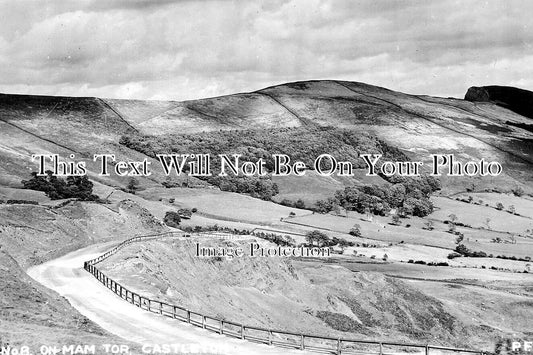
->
300;334;304;350
173;306;177;319
159;302;163;314
187;310;191;323
202;315;206;329
219;320;223;335
425;345;429;355
241;325;244;340
379;343;383;355
268;330;273;345
337;338;341;355
148;299;151;311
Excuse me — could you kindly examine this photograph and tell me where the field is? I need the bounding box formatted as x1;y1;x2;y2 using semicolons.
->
272;169;390;205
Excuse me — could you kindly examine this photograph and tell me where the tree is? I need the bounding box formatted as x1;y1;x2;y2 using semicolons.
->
423;220;434;231
349;224;362;237
391;214;401;226
496;202;504;211
295;199;305;209
127;177;139;194
163;211;181;228
22;171;98;201
305;230;329;247
337;238;353;252
512;186;524;197
448;223;456;234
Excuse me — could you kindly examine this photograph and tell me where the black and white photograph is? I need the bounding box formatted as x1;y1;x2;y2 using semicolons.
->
0;1;532;355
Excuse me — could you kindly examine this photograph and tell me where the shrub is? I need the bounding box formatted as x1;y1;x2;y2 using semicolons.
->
447;252;462;259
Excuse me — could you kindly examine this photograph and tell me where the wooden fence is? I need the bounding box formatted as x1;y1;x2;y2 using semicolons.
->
83;232;484;355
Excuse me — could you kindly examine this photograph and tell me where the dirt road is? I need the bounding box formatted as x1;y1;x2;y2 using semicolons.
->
27;242;311;355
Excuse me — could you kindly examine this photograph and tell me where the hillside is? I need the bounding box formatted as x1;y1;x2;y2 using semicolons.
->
0;197;165;347
98;237;532;350
1;80;532;350
465;86;533;120
1;81;532;195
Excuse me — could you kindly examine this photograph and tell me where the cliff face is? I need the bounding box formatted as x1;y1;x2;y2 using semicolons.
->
465;85;533;120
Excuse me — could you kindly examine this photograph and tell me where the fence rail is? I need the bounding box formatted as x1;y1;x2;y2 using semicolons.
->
83;232;484;355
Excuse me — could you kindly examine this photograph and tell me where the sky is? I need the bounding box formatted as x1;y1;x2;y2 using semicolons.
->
0;0;531;101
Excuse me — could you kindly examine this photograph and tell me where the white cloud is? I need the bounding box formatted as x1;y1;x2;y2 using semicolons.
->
0;0;531;100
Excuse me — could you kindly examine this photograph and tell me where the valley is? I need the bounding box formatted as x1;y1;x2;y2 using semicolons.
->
1;81;532;353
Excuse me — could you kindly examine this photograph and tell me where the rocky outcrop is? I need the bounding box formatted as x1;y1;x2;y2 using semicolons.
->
465;85;533;119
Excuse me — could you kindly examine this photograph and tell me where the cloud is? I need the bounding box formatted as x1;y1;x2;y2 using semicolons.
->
0;0;531;100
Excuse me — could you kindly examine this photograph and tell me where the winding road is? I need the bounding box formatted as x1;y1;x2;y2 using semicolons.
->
27;241;311;355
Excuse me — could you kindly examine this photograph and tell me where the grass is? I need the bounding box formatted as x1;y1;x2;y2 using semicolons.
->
431;196;533;235
138;186;310;225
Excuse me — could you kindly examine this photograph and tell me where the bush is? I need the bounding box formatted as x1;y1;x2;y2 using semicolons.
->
163;211;181;228
447;252;462;259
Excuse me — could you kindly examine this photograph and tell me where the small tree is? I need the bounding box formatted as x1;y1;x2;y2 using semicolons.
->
349;224;362;238
295;199;305;209
391;214;401;226
448;223;457;234
448;214;458;224
423;220;434;231
127;177;139;194
163;211;181;228
496;202;504;211
508;205;516;215
512;186;524;197
484;218;491;230
305;230;329;247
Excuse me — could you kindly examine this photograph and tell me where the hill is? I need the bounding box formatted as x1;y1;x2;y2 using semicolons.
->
1;80;532;349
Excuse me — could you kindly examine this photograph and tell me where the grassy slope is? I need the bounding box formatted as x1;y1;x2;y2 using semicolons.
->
99;238;531;350
1;80;532;347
